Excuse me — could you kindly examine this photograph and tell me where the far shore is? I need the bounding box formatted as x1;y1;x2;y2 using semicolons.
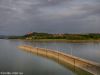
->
14;39;100;43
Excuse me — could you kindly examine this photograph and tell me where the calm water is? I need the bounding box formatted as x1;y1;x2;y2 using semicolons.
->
0;39;100;75
18;40;100;63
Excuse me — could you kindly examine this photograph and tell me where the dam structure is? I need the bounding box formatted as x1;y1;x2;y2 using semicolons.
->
19;45;100;75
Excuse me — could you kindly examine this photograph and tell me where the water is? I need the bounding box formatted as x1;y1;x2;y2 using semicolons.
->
0;39;75;75
22;41;100;63
0;39;99;75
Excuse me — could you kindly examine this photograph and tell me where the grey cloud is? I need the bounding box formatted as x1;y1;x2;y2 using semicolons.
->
0;0;100;35
79;3;100;15
37;0;71;6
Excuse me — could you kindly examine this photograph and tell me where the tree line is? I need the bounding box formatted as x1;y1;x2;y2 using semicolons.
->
21;32;100;40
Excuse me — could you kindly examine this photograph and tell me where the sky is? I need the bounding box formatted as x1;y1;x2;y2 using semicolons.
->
0;0;100;35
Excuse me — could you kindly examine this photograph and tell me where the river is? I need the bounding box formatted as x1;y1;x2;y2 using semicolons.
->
0;39;100;75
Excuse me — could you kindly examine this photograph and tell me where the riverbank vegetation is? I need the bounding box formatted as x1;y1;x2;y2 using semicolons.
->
2;32;100;42
23;32;100;40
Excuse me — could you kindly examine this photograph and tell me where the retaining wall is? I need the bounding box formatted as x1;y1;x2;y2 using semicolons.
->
19;45;100;75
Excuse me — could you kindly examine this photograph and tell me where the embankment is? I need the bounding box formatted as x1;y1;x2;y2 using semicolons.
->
18;45;100;75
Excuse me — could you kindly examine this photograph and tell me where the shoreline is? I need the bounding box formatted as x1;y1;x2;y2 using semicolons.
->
15;39;100;43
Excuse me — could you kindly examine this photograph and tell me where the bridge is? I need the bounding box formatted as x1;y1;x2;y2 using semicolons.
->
18;45;100;75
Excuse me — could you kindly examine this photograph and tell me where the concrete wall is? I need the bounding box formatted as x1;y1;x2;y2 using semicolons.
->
19;45;100;75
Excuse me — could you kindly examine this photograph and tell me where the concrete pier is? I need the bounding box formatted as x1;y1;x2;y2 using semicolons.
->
18;45;100;75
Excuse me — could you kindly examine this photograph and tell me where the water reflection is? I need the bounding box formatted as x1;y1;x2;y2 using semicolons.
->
1;39;99;75
15;40;100;63
22;48;93;75
0;39;75;75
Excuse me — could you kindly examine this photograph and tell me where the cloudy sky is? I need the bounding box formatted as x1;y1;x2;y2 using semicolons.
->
0;0;100;35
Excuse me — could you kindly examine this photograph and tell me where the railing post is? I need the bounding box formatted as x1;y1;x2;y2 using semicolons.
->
46;48;48;57
58;49;59;63
37;47;38;55
74;57;76;72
